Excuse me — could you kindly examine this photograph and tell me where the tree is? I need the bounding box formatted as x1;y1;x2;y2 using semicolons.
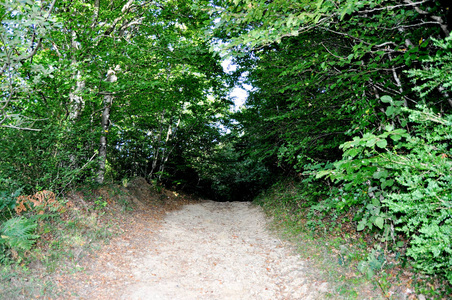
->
213;0;452;284
0;0;56;130
216;0;451;172
0;0;230;192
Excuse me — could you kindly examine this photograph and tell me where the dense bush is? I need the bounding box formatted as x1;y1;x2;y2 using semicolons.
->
314;36;452;282
0;122;99;194
318;104;452;282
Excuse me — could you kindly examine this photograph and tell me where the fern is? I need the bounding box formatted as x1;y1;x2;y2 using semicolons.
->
0;217;39;251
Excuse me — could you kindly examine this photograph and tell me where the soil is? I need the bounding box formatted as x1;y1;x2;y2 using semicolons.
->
55;192;330;299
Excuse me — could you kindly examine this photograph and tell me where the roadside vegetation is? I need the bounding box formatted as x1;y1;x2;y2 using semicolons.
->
1;0;452;298
1;186;122;298
256;178;451;299
0;178;195;299
215;1;452;297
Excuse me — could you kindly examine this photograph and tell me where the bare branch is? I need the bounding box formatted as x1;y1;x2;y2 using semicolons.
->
121;0;135;13
320;42;345;59
374;82;417;104
0;91;14;112
121;17;145;31
19;38;43;61
51;41;62;57
403;0;450;35
358;0;430;14
373;41;398;48
45;0;57;19
1;124;42;131
319;27;370;45
91;0;100;29
0;64;8;78
398;21;443;29
403;0;429;15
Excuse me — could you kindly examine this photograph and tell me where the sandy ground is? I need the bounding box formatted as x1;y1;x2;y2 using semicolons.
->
123;201;327;299
61;200;329;299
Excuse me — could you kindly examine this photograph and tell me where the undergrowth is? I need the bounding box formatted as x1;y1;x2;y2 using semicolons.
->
0;183;135;299
254;178;452;299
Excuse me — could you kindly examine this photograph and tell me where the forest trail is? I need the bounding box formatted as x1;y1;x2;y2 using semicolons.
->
59;200;329;299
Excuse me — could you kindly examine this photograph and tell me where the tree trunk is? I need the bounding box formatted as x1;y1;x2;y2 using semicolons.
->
157;118;181;181
97;66;118;184
69;30;85;120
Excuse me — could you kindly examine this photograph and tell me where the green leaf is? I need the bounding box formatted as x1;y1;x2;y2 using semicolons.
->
374;216;384;229
380;96;393;103
316;169;333;179
345;147;361;158
373;169;388;179
357;219;366;231
390;134;402;141
366;268;375;279
381;179;394;189
385;106;396;117
376;139;387;148
371;198;380;206
365;138;377;147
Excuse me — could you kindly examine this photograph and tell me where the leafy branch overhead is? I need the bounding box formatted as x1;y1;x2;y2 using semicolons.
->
1;0;452;291
214;0;452;287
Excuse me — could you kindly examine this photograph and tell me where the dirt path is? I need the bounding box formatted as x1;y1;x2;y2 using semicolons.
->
60;200;329;299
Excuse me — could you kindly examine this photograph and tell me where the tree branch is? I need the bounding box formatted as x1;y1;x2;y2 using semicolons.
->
1;124;42;131
403;0;450;35
357;0;430;14
91;0;100;29
319;27;370;45
320;42;346;59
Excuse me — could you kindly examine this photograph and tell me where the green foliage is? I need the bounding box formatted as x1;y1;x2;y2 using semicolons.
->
93;197;108;211
0;0;58;129
253;178;383;298
255;173;330;220
314;34;452;282
0;123;98;193
318;102;452;282
2;0;452;290
407;36;452;97
1;0;231;197
0;187;21;221
357;246;386;280
216;0;450;175
187;133;273;201
218;0;452;288
0;217;39;258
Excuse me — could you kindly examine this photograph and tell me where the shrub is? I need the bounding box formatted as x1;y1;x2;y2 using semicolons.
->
318;104;452;282
0;216;39;261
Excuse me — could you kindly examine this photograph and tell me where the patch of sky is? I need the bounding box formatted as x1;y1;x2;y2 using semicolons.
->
221;57;253;111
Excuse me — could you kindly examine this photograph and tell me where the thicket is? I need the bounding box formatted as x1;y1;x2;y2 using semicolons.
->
215;0;452;290
2;0;452;294
317;36;452;283
0;0;233;264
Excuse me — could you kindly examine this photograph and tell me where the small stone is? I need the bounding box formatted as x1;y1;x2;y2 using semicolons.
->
318;282;329;293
